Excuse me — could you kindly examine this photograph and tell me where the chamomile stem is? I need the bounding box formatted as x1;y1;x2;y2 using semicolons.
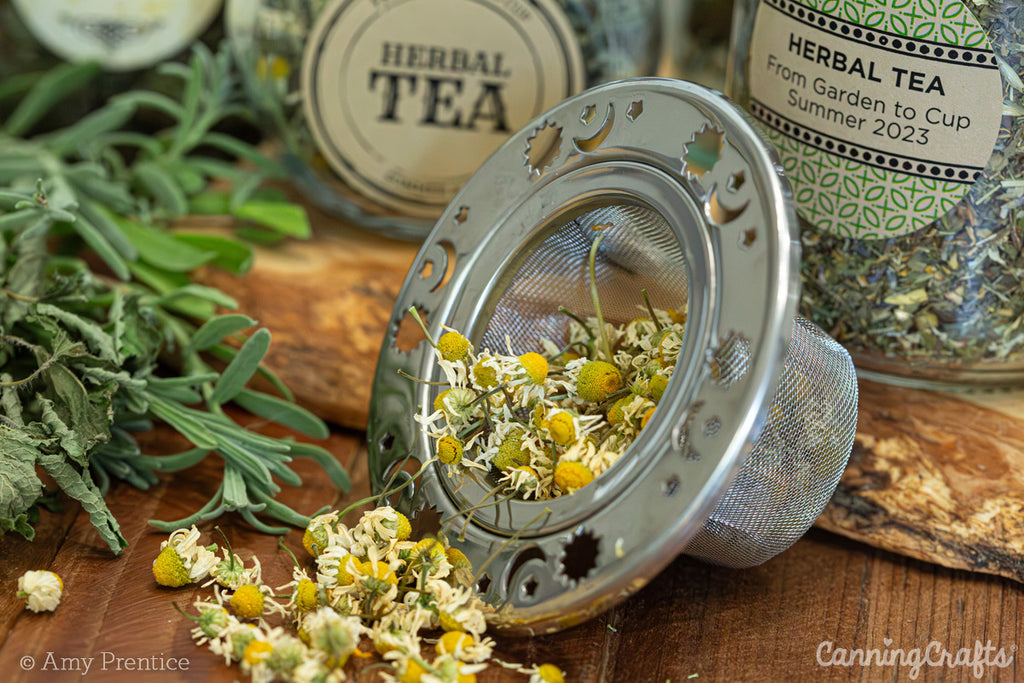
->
407;306;438;350
397;369;449;386
641;289;661;330
589;234;612;362
335;457;437;522
471;506;553;586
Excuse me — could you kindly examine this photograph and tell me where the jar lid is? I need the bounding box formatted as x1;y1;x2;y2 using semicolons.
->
368;77;803;634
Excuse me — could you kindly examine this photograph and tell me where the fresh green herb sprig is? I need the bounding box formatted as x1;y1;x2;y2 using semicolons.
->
0;45;350;554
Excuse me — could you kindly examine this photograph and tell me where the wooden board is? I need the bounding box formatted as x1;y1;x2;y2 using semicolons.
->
2;417;1022;682
819;380;1024;584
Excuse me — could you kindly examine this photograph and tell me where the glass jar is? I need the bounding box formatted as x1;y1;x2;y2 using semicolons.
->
226;0;663;240
8;0;223;72
728;0;1024;388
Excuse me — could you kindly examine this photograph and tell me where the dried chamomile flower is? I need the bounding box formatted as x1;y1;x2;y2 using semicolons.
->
303;512;339;558
181;599;232;643
230;584;267;620
438;331;471;362
300;607;362;668
529;663;567;683
168;503;565;683
17;569;63;613
154;525;218;586
436;435;464;466
554;461;595;493
518;352;549;384
316;547;361;588
575;360;623;402
153;546;192;588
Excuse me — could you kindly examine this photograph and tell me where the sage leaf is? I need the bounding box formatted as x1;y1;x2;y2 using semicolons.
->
174;233;254;274
234;200;311;238
234;389;329;439
210;328;271;405
114;214;216;271
4;61;100;136
189;314;257;352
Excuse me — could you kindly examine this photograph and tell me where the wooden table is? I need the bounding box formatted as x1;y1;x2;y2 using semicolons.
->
1;408;1021;683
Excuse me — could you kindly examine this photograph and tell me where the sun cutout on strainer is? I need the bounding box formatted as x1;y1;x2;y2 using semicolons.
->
682;123;725;179
524;122;562;177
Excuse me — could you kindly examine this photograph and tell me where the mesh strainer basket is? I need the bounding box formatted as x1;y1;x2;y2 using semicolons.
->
368;78;858;635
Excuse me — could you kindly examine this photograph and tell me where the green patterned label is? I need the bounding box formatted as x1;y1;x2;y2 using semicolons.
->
749;0;1003;238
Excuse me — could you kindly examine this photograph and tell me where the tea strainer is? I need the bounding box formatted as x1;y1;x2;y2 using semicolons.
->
367;78;858;635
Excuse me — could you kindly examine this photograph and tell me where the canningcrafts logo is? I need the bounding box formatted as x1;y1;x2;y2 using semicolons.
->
817;638;1016;679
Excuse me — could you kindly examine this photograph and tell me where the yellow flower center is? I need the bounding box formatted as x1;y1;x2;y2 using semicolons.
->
606;396;633;426
400;659;427;683
302;523;329;558
519;352;549;384
640;405;657;429
445;547;472;573
438;331;470;361
547;412;576;445
295;578;318;612
439;610;463;632
436;435;464;465
576;360;623;402
394;511;412;541
363;560;398;585
472;360;497;388
242;639;273;666
554;461;595;493
230;584;265;620
537;663;566;683
336;553;359;586
152;547;190;588
649;375;669;402
492;429;530;470
436;630;472;655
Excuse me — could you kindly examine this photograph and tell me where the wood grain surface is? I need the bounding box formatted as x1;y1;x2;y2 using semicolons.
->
1;414;1021;683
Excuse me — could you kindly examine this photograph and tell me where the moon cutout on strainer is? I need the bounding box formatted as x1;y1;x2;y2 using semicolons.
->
707;183;750;225
573;103;614;154
682;123;725;179
525;122;563;177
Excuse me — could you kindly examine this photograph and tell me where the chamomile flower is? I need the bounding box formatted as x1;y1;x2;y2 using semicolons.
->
156;525;218;584
554;461;595;493
316;546;362;588
529;663;567;683
300;607;363;668
17;569;63;612
184;599;232;644
434;630;495;663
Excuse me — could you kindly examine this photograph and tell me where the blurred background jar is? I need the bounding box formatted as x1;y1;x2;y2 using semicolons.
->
727;0;1024;388
0;0;224;125
227;0;663;240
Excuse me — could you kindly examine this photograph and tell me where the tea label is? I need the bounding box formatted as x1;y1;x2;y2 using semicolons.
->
302;0;585;216
748;0;1002;238
12;0;222;71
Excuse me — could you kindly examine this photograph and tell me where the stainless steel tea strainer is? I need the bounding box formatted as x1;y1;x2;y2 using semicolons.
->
368;78;858;635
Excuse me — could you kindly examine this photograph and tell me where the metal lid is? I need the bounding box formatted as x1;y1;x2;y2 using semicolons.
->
368;77;801;634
